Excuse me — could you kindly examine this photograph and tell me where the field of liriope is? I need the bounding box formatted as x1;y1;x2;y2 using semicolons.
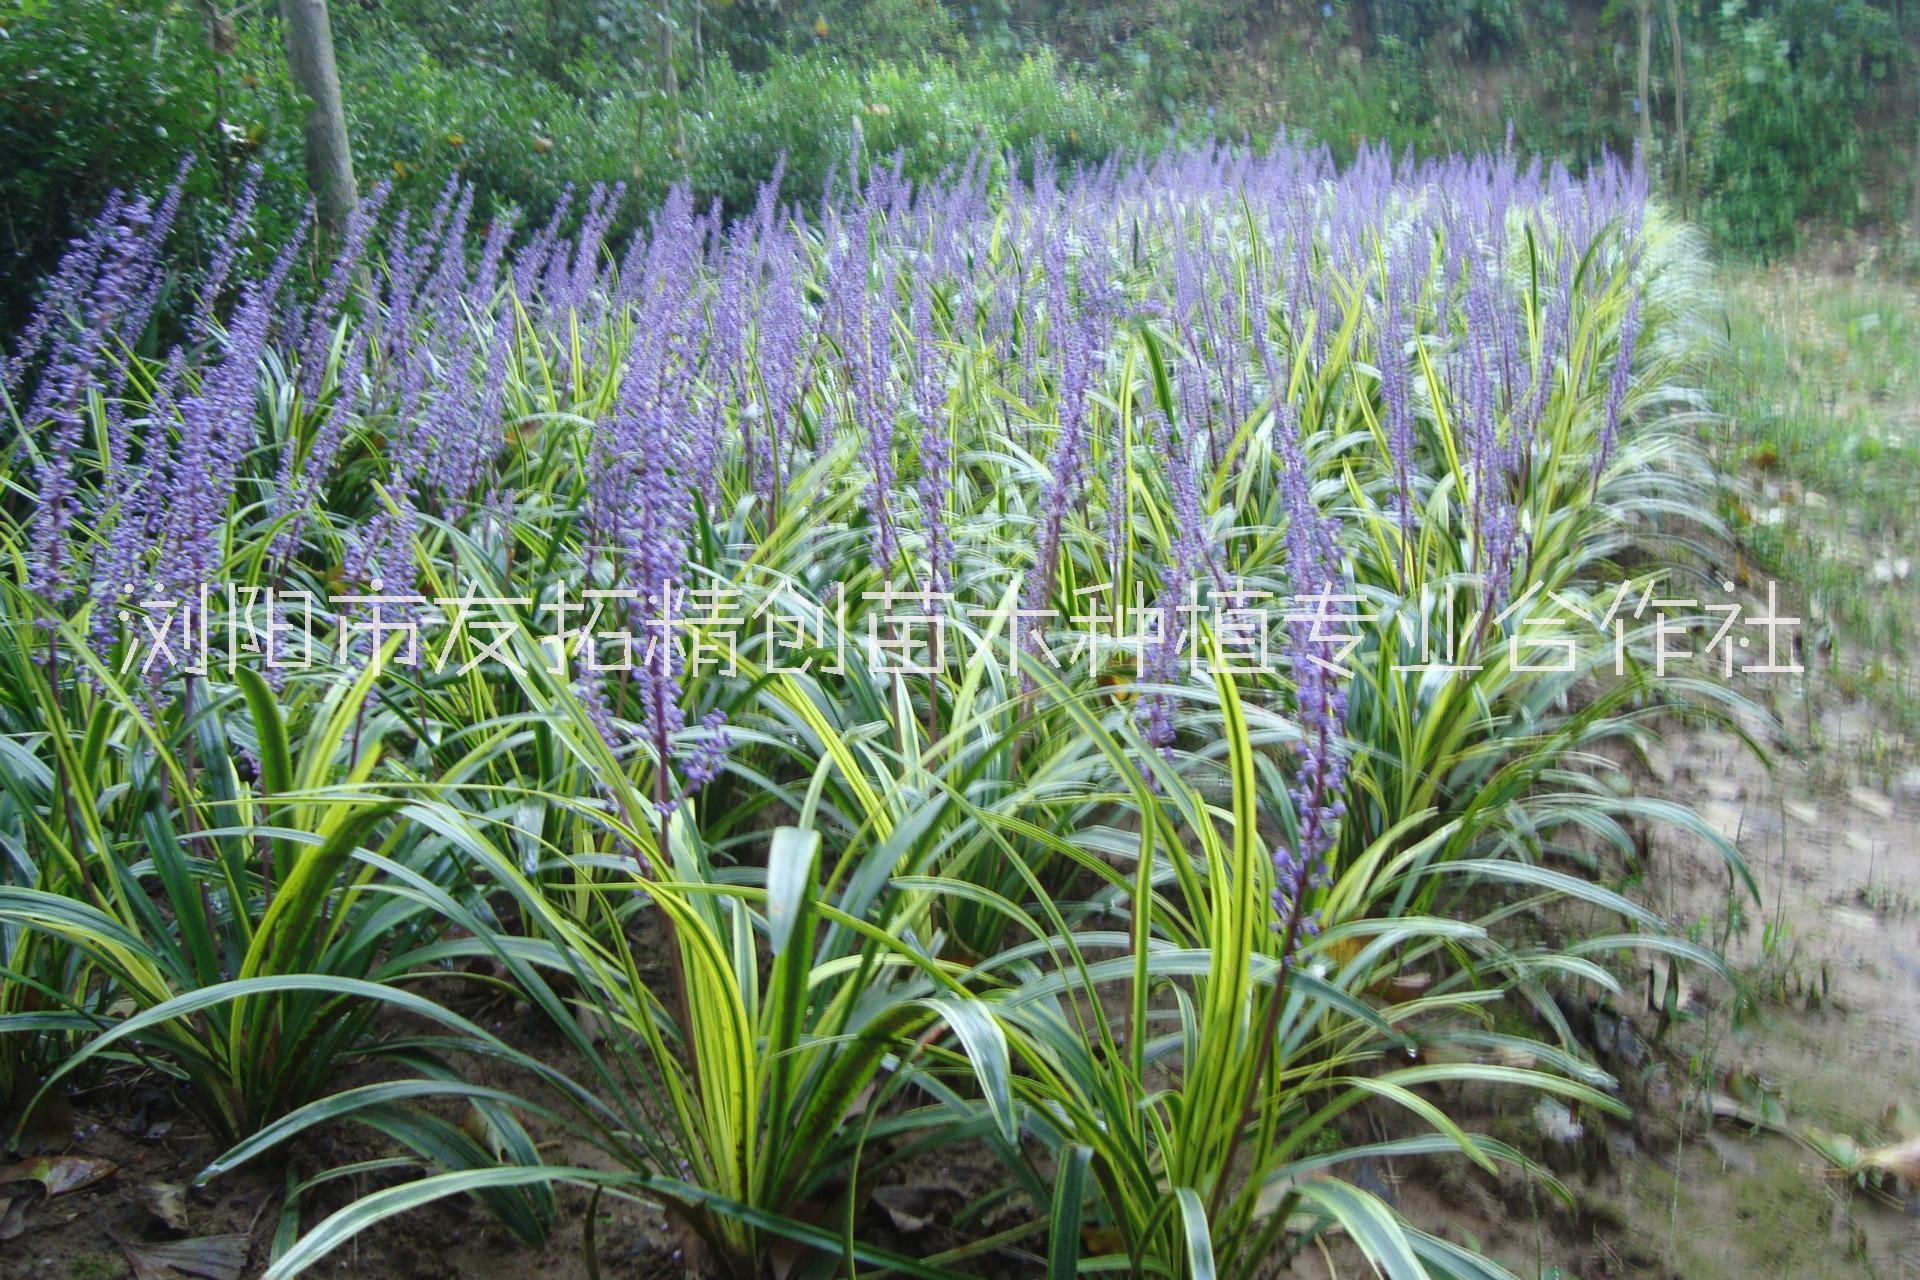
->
0;141;1751;1277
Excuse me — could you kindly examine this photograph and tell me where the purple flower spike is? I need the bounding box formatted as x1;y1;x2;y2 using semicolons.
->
1595;289;1641;478
680;708;734;794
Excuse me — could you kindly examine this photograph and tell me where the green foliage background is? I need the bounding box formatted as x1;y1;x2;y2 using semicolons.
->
1;0;1915;328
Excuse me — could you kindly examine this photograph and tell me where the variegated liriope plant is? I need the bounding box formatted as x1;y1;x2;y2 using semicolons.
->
0;141;1755;1277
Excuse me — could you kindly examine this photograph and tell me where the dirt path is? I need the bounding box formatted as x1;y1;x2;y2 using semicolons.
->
1622;701;1920;1279
1374;261;1920;1280
1346;693;1920;1280
1630;261;1920;1279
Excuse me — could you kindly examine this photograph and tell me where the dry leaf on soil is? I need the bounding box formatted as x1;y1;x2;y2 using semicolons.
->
139;1181;191;1232
117;1233;250;1280
0;1154;116;1197
1862;1134;1920;1185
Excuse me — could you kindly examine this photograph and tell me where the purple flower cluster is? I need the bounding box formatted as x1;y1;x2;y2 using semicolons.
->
1271;398;1347;953
1134;409;1200;760
751;237;813;505
10;163;192;602
1022;217;1118;654
829;208;903;575
582;184;741;801
1596;289;1642;478
1376;245;1419;546
7;132;1656;815
156;224;310;597
910;272;954;593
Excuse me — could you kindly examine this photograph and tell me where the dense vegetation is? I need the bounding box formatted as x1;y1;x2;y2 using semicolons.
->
12;0;1903;1273
0;112;1761;1273
2;0;1916;331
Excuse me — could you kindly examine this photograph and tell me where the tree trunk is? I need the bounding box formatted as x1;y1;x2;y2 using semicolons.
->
1636;0;1653;173
1664;0;1688;219
1901;0;1920;241
199;1;236;205
1904;5;1920;242
661;4;687;161
1911;99;1920;240
279;0;358;233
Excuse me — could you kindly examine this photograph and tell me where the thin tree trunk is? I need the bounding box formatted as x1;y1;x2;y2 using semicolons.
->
693;0;705;94
661;4;686;160
1636;0;1653;171
279;0;358;233
1901;0;1920;240
1903;0;1920;241
1664;0;1688;219
1912;100;1920;240
200;1;237;206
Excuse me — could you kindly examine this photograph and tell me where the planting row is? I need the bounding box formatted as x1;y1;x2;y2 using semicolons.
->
0;140;1749;1276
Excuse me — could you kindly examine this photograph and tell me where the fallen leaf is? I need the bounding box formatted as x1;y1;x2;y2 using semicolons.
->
0;1195;25;1241
767;1235;805;1280
1805;1126;1865;1174
1375;971;1431;999
1320;935;1366;968
0;1154;116;1197
767;1201;830;1280
1862;1134;1920;1185
1641;741;1674;784
1709;1093;1755;1123
1710;1074;1794;1136
1649;963;1695;1013
574;1006;614;1044
872;1184;937;1233
1783;799;1820;825
139;1181;190;1232
458;1103;507;1159
1848;785;1893;820
1251;1174;1298;1219
117;1234;249;1280
1533;1099;1583;1144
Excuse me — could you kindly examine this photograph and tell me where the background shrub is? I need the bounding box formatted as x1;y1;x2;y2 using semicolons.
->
0;0;1916;337
1695;0;1901;256
0;3;1146;336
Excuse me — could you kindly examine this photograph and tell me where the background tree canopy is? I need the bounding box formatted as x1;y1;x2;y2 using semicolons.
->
0;0;1915;330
